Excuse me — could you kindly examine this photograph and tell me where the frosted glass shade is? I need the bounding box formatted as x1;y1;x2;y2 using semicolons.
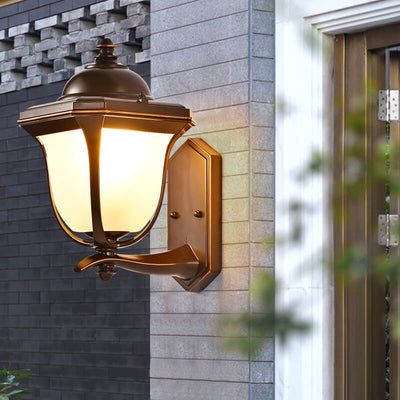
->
99;128;173;232
39;128;173;235
39;129;92;232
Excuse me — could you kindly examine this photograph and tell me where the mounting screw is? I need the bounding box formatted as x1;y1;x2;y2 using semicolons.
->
193;210;203;218
169;211;179;219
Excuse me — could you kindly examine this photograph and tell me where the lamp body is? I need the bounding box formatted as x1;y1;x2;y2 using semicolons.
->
19;39;195;249
18;39;221;291
19;98;194;250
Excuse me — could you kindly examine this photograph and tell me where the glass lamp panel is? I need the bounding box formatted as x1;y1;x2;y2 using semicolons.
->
38;129;92;232
99;128;173;233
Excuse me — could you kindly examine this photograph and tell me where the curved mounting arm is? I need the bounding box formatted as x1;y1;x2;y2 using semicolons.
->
74;244;200;281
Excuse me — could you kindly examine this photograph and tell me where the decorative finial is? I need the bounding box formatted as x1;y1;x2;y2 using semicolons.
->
97;264;116;281
95;38;118;64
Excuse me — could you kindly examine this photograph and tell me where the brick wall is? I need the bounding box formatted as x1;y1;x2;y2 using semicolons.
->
149;1;275;399
0;0;150;93
0;0;151;399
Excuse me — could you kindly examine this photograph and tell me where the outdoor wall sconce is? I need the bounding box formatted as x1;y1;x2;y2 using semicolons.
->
17;39;221;292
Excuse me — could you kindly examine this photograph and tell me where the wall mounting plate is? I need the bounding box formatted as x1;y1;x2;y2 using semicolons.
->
168;138;222;292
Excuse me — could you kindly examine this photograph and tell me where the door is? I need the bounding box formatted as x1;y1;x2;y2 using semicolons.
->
333;27;400;400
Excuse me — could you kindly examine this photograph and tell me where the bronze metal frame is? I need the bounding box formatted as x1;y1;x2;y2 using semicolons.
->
17;39;222;291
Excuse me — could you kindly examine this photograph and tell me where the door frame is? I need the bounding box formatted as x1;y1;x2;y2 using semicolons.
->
276;2;400;400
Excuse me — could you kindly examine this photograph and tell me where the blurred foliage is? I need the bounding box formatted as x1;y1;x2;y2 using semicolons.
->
222;77;400;357
221;273;310;355
0;369;32;400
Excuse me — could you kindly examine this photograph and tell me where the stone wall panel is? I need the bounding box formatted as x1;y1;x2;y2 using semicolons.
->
150;1;275;399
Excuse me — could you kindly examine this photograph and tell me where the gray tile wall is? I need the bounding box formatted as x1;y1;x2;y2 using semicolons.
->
0;0;151;398
150;1;275;399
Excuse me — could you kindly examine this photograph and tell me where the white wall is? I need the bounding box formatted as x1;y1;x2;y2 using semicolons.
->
275;1;400;399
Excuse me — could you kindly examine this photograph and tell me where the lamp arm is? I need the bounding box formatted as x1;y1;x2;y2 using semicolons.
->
74;244;200;280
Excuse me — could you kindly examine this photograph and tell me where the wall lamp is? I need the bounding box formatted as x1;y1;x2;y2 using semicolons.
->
18;39;221;292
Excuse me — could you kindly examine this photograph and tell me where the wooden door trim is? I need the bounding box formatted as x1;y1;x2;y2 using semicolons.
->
334;32;387;400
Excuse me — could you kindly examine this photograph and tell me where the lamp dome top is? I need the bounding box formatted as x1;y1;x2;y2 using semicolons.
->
60;38;151;101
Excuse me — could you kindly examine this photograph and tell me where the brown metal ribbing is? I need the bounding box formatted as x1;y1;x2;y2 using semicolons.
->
75;115;111;250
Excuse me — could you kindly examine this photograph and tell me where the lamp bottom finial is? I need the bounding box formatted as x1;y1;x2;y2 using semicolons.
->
97;264;117;281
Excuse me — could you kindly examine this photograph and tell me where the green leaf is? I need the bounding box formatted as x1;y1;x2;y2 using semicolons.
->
14;374;31;380
5;390;24;396
9;371;30;376
0;367;31;399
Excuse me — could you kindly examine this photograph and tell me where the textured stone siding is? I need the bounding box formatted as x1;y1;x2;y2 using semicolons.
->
150;1;274;399
0;0;150;94
0;0;151;399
